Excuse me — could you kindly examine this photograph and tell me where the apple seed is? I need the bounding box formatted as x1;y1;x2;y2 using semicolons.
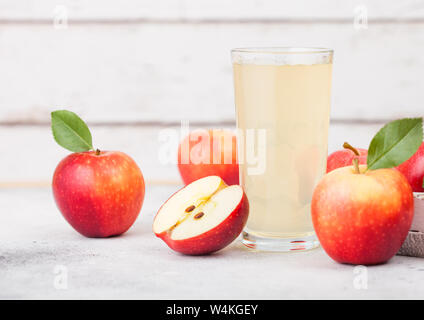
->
194;212;205;219
185;205;195;213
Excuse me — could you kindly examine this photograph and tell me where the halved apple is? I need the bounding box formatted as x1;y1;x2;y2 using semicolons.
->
153;176;249;255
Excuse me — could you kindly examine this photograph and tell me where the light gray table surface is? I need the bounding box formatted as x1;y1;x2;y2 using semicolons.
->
1;185;423;300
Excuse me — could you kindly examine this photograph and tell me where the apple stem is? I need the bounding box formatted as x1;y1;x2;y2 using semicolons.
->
343;142;360;156
352;158;360;174
95;149;101;156
343;142;361;174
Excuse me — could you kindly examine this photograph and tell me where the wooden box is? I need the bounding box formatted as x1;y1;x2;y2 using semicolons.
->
398;193;424;258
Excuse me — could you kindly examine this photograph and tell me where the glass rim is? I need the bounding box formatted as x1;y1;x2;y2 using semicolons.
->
231;47;333;55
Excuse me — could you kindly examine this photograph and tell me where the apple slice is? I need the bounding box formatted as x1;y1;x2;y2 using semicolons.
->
153;176;249;255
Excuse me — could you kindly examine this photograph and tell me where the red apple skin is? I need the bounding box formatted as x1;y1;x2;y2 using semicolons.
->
154;192;249;255
52;151;145;238
178;129;239;186
312;166;413;265
396;142;424;192
326;148;368;173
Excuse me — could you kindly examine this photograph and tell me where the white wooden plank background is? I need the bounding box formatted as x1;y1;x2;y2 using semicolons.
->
1;0;424;20
0;24;423;124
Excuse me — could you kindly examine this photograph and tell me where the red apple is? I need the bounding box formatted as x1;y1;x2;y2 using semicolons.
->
396;142;424;192
178;129;239;186
53;151;145;238
153;176;249;255
327;147;368;173
312;165;414;265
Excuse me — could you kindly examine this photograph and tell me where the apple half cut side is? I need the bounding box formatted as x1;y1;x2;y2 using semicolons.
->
153;176;249;255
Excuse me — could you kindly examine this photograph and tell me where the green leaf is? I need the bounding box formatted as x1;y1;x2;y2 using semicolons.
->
51;110;93;152
367;118;423;170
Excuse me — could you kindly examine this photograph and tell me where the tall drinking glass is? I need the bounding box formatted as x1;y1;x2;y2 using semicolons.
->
232;47;333;252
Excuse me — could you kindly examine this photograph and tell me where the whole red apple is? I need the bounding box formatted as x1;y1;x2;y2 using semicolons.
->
153;176;249;255
178;129;239;186
312;165;413;265
53;151;145;238
396;142;424;192
327;146;368;173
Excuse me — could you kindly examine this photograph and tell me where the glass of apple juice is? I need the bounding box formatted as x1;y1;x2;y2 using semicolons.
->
232;47;333;252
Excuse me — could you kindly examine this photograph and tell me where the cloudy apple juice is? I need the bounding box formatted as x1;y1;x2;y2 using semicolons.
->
232;48;333;251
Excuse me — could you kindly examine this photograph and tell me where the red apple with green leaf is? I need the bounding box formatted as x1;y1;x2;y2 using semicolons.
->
177;129;239;186
153;175;249;255
312;118;422;265
51;110;145;238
